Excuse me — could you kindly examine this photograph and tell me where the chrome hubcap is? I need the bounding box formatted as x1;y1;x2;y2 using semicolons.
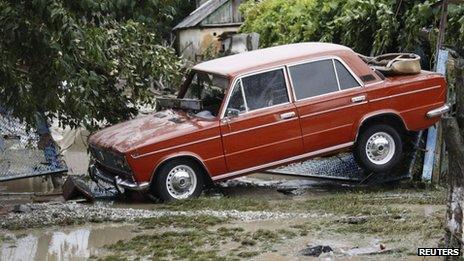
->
166;165;197;199
365;132;395;165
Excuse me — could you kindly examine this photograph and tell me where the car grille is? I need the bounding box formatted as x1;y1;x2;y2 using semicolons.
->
89;145;132;176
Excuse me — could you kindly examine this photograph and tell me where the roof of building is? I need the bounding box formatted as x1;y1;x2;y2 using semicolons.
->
173;0;230;30
192;42;353;77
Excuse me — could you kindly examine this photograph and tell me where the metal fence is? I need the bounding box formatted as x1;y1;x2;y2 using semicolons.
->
0;110;67;182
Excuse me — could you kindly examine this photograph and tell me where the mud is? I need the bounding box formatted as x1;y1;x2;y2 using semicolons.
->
0;173;446;260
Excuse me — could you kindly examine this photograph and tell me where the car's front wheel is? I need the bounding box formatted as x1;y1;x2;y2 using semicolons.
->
354;124;403;173
152;159;204;202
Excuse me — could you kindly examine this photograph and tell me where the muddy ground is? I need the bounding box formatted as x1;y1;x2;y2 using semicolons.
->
0;173;446;260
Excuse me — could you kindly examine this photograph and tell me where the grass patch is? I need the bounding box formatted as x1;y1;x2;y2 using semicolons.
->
333;213;444;237
237;251;259;258
107;230;229;260
252;229;278;242
275;188;446;215
104;215;308;260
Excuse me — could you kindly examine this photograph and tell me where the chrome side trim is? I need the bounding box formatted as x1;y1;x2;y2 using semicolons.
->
225;136;302;157
131;135;221;159
222;117;298;137
369;85;441;103
302;123;353;138
300;101;367;119
426;104;450;118
211;142;354;181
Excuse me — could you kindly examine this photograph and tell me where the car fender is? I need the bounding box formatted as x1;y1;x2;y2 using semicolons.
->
354;109;409;141
149;151;211;185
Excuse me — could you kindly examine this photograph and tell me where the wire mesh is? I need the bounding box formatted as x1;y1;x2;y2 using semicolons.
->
0;111;67;182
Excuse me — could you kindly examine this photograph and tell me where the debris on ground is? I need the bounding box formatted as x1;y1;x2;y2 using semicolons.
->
0;202;329;230
12;204;32;214
62;176;95;202
300;245;333;256
62;175;118;202
340;216;369;224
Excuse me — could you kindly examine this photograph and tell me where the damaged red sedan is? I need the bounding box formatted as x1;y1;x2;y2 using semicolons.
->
89;43;448;201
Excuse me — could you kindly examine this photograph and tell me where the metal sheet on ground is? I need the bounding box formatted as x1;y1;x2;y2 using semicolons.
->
266;153;410;183
267;153;363;181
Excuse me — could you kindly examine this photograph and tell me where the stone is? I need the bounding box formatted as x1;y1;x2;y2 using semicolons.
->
300;245;333;257
12;204;32;214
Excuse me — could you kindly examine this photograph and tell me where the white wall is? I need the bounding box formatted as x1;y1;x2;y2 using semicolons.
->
178;26;240;61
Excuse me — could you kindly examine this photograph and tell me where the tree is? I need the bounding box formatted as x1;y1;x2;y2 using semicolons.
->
240;0;464;57
0;0;195;129
443;58;464;256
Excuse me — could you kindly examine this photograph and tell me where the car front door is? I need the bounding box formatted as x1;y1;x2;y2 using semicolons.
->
219;67;304;173
287;58;367;153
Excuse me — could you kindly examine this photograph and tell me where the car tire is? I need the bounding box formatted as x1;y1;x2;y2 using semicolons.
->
354;124;403;173
152;159;204;202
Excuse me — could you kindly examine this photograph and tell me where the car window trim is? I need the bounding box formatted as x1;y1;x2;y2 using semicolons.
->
333;59;362;90
221;66;292;119
286;56;364;103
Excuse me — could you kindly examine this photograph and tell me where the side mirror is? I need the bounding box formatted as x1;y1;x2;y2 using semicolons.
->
226;108;240;118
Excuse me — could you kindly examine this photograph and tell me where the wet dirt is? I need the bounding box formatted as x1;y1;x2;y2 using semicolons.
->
0;173;446;260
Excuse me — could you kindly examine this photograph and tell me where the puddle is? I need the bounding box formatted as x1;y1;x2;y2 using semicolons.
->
0;177;55;194
1;224;135;261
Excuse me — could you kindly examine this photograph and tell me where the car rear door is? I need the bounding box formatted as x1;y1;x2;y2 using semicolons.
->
219;67;304;173
287;58;367;153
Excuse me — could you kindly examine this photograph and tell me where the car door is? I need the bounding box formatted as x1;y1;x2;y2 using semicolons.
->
220;67;304;173
287;58;367;153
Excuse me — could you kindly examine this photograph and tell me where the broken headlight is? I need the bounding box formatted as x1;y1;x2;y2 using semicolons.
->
89;145;132;175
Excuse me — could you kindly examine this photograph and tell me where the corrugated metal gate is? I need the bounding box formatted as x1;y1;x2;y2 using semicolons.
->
0;110;67;182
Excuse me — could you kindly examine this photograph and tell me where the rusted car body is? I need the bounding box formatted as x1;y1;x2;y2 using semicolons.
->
89;43;448;201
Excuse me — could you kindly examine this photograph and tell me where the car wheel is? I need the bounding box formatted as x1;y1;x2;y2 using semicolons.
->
354;124;403;173
152;159;204;202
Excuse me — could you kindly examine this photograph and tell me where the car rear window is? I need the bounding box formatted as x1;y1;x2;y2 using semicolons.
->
289;60;339;100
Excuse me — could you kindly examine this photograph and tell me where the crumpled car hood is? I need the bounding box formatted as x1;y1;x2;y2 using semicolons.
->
89;110;212;153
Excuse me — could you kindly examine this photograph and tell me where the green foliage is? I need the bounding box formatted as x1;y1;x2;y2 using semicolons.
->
0;0;194;129
240;0;464;56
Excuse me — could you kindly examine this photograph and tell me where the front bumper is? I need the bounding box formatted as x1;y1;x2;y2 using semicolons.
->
89;164;150;192
426;104;450;118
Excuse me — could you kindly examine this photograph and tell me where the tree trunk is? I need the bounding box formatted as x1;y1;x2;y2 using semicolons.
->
443;116;464;257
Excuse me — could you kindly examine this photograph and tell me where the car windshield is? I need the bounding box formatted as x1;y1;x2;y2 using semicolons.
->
157;71;228;118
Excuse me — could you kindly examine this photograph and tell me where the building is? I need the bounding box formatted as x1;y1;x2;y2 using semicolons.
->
173;0;243;61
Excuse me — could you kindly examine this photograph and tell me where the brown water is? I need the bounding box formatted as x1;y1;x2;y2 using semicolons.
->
1;224;135;261
0;177;55;194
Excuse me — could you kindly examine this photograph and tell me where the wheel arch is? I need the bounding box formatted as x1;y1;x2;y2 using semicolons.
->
355;111;409;142
149;152;213;187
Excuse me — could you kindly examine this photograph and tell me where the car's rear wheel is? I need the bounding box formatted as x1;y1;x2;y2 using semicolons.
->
354;124;403;173
152;159;204;202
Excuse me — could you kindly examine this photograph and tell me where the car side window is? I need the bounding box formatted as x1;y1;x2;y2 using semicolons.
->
241;69;289;110
335;60;360;90
289;60;339;100
226;80;246;115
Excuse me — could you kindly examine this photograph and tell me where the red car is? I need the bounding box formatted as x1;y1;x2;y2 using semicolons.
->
89;43;448;201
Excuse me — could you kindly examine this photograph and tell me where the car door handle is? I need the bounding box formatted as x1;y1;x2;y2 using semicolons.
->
280;111;296;120
351;95;366;103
